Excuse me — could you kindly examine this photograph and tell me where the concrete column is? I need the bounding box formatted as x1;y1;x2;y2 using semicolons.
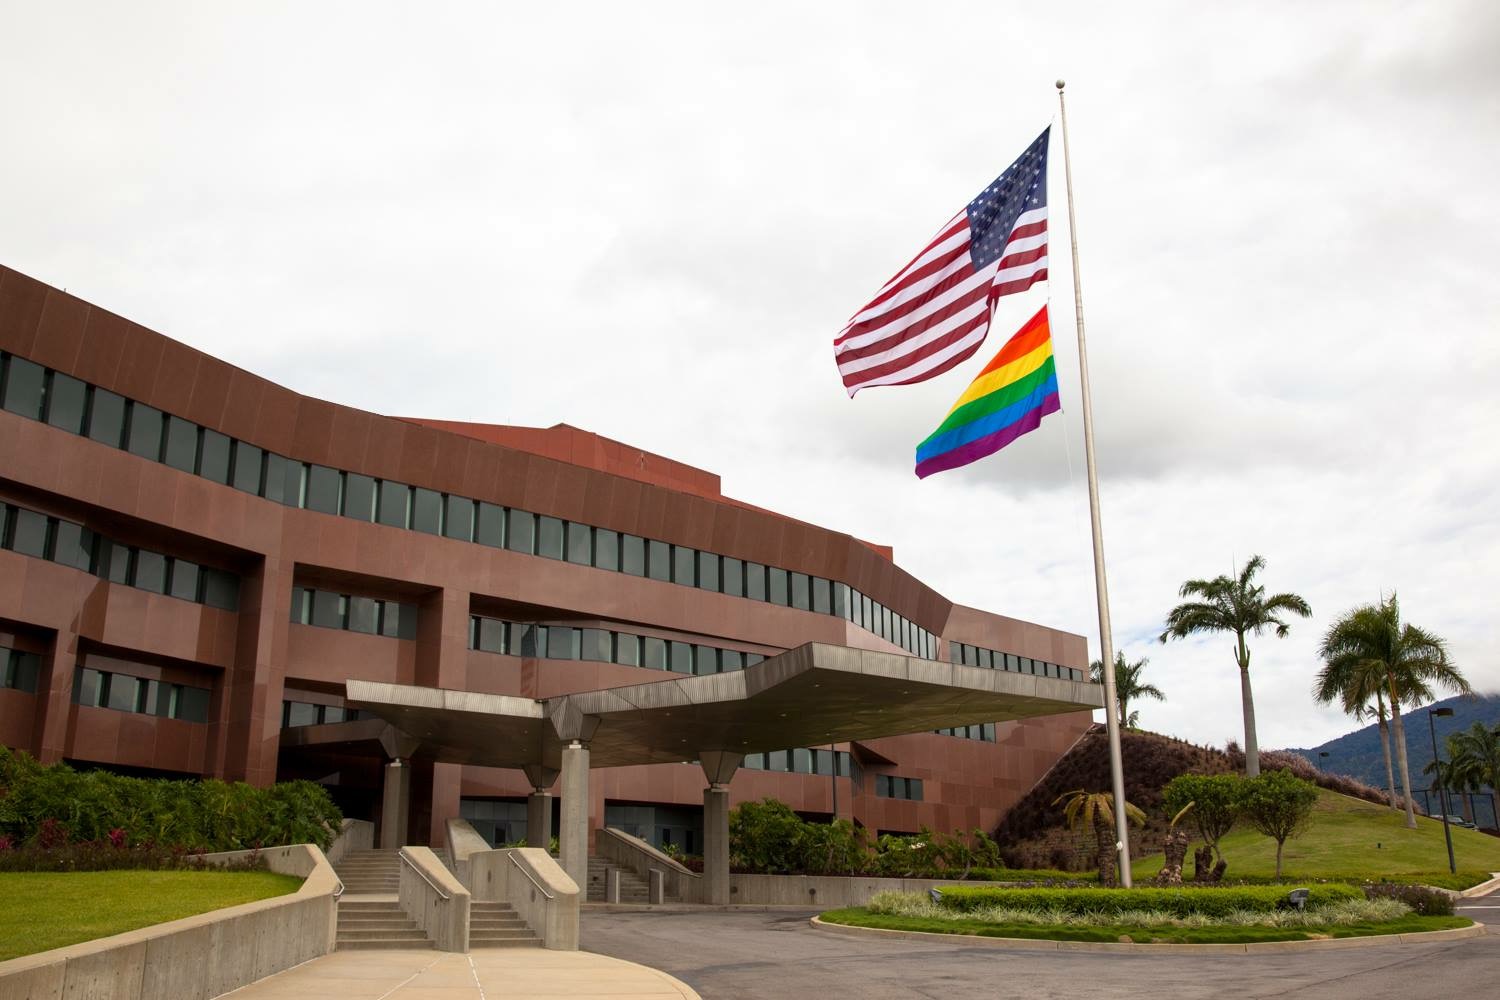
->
559;740;590;889
521;763;559;851
381;759;411;849
699;750;743;906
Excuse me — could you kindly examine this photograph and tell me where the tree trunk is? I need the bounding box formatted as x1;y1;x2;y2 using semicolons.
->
1377;712;1398;810
1237;637;1259;778
1157;828;1189;885
1460;793;1473;824
1095;821;1117;887
1388;690;1417;829
1490;791;1499;833
1274;839;1284;880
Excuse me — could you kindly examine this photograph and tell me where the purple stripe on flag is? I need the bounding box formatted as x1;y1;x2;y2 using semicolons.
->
914;392;1061;479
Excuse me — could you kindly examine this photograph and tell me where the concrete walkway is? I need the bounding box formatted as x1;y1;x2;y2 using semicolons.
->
220;948;700;999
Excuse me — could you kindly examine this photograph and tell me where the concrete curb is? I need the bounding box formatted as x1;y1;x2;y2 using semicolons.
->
1454;872;1500;898
807;915;1485;953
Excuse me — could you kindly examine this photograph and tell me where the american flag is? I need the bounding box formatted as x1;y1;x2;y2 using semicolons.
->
834;127;1050;396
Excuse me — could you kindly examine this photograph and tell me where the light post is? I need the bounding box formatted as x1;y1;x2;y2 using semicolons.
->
1427;706;1456;874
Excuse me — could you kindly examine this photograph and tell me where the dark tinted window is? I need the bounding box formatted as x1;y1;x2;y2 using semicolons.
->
506;510;536;554
45;372;87;433
621;534;646;576
343;473;376;520
100;540;130;583
106;673;142;712
593;529;618;571
175;685;211;723
582;629;610;662
720;649;743;672
722;558;743;597
126;403;164;460
168;559;200;601
311;590;344;628
536;516;564;559
411;488;443;535
163;416;198;472
51;520;94;571
262;453;292;504
811;577;831;615
6;651;40;693
86;387;127;447
697;552;719;592
832;582;849;619
394;603;419;640
305;465;342;514
642;637;667;670
444;496;474;541
768;568;789;606
790;572;810;610
693;645;717;675
230;440;264;494
477;617;506;653
647;540;670;581
475;502;505;547
198;429;232;483
566;522;591;564
614;632;639;666
1;355;45;418
746;562;766;601
668;641;692;674
8;507;50;558
376;481;409;527
672;546;695;586
202;568;239;611
74;667;103;706
547;626;580;659
347;596;379;634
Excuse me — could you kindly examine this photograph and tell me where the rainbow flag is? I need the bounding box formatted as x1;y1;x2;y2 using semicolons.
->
915;305;1060;478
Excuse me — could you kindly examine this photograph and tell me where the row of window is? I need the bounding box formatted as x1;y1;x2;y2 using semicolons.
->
468;615;769;676
281;699;373;728
1;502;241;611
0;350;935;656
948;641;1084;683
933;722;997;742
741;748;853;777
874;774;924;801
2;644;41;693
289;586;419;639
72;667;212;723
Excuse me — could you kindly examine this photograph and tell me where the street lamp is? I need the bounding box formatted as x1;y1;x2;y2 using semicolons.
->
1427;706;1456;875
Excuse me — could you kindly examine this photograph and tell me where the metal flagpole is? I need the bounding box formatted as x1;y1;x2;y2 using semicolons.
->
1056;79;1132;887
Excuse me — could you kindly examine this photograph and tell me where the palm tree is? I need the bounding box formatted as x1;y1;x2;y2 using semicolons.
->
1447;722;1500;832
1160;555;1311;777
1316;664;1434;812
1090;652;1165;729
1423;751;1474;823
1052;789;1145;886
1317;594;1471;829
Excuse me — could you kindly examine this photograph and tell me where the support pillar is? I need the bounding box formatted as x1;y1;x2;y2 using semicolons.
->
700;750;743;906
559;740;590;890
522;763;559;851
381;759;410;849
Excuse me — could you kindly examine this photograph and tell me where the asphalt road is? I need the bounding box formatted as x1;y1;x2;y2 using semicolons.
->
581;887;1500;999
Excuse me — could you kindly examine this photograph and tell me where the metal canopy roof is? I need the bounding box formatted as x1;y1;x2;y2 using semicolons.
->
344;642;1101;770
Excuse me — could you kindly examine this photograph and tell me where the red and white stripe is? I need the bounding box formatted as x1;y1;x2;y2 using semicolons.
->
834;206;1048;396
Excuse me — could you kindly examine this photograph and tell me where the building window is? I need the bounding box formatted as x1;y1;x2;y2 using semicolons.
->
163;416;198;473
1;647;41;693
1;355;46;419
411;488;443;535
230;440;264;494
86;387;127;448
45;372;88;434
444;496;475;541
475;502;505;547
593;529;619;571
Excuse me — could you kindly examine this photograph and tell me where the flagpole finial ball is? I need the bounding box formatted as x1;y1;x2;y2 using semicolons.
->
1055;79;1066;90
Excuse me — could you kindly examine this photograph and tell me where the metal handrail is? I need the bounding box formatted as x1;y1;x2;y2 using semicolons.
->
333;875;346;900
508;850;554;901
398;848;450;900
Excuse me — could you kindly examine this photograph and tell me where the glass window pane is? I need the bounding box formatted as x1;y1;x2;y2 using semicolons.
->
86;387;127;448
261;453;290;504
289;586;309;622
811;577;831;615
126;402;164;461
506;510;536;554
768;568;789;606
1;355;46;418
814;749;833;776
175;685;211;723
163;416;198;472
983;722;997;741
768;750;789;772
534;516;564;559
744;652;763;667
564;522;591;564
323;705;347;724
720;649;743;672
202;568;239;611
647;540;670;581
478;617;506;653
475;502;505;547
668;641;692;674
375;480;409;527
132;549;167;593
74;667;102;706
909;778;923;801
395;603;418;640
746;562;766;601
672;546;695;586
230;440;263;494
693;645;717;675
99;540;130;583
444;496;474;541
198;429;231;483
547;627;580;659
347;596;379;634
411;487;442;535
45;372;88;433
833;582;849;619
106;673;141;712
341;473;375;521
311;590;343;628
876;774;890;797
305;464;342;514
6;507;47;558
696;551;719;592
582;628;610;662
641;636;667;670
621;534;645;576
508;623;531;656
614;632;639;666
593;529;619;571
722;557;743;598
791;748;813;773
790;573;810;610
168;559;200;601
50;520;93;571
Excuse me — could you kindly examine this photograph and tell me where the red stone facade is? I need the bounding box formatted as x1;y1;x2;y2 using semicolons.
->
0;263;1094;849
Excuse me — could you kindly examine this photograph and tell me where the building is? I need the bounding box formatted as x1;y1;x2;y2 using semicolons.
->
0;263;1096;863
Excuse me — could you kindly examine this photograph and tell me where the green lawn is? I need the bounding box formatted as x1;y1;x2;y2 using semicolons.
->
818;907;1471;944
1131;789;1500;887
0;870;303;961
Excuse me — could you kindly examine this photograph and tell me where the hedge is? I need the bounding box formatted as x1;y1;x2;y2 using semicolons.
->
935;884;1365;917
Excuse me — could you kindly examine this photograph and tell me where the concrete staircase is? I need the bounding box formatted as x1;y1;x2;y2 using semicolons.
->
335;848;401;894
586;856;650;903
335;899;434;950
469;901;541;948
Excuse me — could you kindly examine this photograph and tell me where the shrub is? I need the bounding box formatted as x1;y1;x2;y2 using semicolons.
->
1162;772;1241;861
1363;882;1455;917
1239;769;1319;879
934;884;1364;918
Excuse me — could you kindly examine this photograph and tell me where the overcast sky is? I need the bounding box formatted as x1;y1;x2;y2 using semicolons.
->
3;2;1496;752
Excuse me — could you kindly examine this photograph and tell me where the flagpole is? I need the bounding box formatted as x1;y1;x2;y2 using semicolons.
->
1056;79;1132;887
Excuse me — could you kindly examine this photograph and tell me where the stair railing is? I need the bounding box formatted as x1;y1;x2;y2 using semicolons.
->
399;848;450;900
509;850;554;900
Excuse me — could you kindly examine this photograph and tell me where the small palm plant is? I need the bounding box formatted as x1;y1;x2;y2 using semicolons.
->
1052;789;1145;887
1089;652;1166;729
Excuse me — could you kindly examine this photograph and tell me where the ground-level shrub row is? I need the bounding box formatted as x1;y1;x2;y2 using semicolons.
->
935;883;1364;917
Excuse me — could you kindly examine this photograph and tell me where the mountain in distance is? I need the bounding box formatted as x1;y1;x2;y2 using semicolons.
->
1282;692;1500;811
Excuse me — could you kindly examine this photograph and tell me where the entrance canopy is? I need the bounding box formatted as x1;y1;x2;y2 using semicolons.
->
345;642;1101;769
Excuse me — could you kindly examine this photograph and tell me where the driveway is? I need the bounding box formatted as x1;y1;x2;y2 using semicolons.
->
581;886;1500;999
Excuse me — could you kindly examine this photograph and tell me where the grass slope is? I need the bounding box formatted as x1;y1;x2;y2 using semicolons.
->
818;908;1471;944
0;870;302;961
1131;788;1500;885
